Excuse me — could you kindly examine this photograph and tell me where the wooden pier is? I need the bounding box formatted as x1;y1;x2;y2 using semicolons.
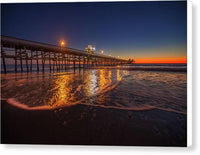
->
1;36;134;73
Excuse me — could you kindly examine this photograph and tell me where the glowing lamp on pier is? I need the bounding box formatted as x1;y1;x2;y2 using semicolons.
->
101;50;104;54
60;40;65;47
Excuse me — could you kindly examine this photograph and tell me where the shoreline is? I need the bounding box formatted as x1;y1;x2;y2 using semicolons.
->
1;100;187;146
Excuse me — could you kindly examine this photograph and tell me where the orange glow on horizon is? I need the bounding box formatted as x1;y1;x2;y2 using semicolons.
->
118;45;187;64
135;57;187;64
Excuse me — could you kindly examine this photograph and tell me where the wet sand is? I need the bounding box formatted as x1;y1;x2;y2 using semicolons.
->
1;100;187;146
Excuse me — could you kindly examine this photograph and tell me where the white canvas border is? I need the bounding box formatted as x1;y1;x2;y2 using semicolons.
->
187;0;192;147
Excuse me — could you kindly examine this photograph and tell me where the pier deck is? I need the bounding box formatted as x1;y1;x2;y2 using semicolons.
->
1;36;134;73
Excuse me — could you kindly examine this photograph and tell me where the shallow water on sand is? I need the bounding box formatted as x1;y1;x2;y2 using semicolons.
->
1;68;187;114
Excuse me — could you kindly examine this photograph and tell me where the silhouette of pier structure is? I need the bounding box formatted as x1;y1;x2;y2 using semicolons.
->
1;36;134;73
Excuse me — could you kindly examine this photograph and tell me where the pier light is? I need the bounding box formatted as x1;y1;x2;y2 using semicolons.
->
60;40;65;47
118;56;119;58
101;50;104;54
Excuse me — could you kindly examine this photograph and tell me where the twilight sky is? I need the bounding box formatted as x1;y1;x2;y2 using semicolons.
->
1;1;187;63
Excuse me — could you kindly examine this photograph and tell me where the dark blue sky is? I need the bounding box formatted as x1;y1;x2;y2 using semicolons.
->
1;1;187;62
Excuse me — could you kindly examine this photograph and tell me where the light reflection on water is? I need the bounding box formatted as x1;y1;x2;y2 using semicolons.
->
1;69;125;107
1;69;187;114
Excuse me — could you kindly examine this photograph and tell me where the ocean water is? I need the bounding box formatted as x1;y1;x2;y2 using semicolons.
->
1;63;187;73
1;64;187;114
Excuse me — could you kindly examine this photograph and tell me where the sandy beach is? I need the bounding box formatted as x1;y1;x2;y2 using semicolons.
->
1;99;187;146
1;68;187;146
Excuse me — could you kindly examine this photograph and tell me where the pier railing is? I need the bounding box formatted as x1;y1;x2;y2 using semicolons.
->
1;36;134;73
